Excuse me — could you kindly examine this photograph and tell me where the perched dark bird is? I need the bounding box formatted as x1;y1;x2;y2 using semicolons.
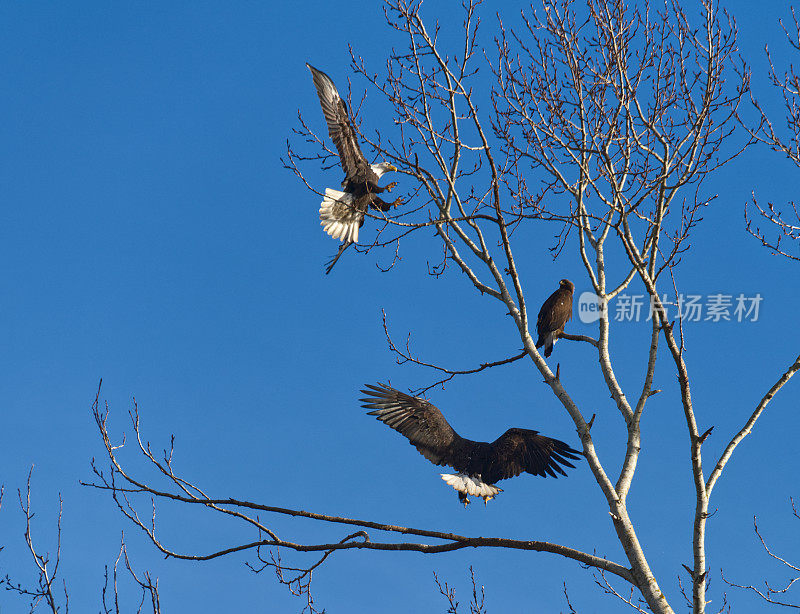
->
536;279;575;357
306;63;403;274
360;383;581;506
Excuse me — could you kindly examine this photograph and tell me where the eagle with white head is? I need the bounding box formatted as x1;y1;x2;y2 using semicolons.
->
306;63;402;273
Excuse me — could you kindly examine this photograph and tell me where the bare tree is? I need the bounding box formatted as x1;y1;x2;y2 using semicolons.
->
721;499;800;609
0;469;160;614
85;1;800;613
100;536;162;614
2;468;69;614
743;7;800;261
433;566;486;614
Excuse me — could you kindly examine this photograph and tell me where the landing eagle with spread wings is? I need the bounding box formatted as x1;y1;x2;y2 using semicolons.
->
360;383;581;506
306;63;403;274
536;279;575;358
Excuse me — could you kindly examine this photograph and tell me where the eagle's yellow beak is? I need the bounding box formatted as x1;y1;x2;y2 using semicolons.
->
386;163;397;173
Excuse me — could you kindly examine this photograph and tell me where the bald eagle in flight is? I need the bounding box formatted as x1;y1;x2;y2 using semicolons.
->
360;383;581;506
306;63;402;274
536;279;575;358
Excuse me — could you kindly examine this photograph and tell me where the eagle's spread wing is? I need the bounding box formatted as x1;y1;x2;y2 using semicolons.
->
480;428;581;484
360;383;462;467
361;385;581;487
307;63;370;183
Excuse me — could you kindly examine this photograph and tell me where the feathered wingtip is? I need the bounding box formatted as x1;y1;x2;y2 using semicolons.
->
539;438;583;478
306;63;336;92
550;440;583;467
320;188;360;243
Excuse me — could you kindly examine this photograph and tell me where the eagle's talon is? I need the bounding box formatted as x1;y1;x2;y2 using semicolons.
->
385;181;398;192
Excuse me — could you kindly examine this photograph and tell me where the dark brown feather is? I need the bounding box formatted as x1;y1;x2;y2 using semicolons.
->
360;384;462;466
536;279;575;357
306;64;377;187
360;384;581;486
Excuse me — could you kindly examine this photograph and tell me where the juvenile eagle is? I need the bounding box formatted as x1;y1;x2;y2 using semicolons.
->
360;383;581;506
306;63;402;274
536;279;575;358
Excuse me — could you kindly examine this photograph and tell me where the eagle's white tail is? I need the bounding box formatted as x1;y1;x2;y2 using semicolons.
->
319;188;360;243
441;473;501;499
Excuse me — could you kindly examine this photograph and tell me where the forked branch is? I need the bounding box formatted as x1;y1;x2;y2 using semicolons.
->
83;385;633;594
721;505;800;609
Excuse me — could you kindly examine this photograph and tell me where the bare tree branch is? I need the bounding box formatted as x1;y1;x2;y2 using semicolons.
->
3;467;66;614
83;384;633;588
721;505;800;608
100;534;162;614
742;8;800;260
382;308;528;392
707;354;800;494
433;567;486;614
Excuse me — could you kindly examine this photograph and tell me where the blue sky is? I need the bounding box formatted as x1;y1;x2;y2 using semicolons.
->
1;1;798;612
